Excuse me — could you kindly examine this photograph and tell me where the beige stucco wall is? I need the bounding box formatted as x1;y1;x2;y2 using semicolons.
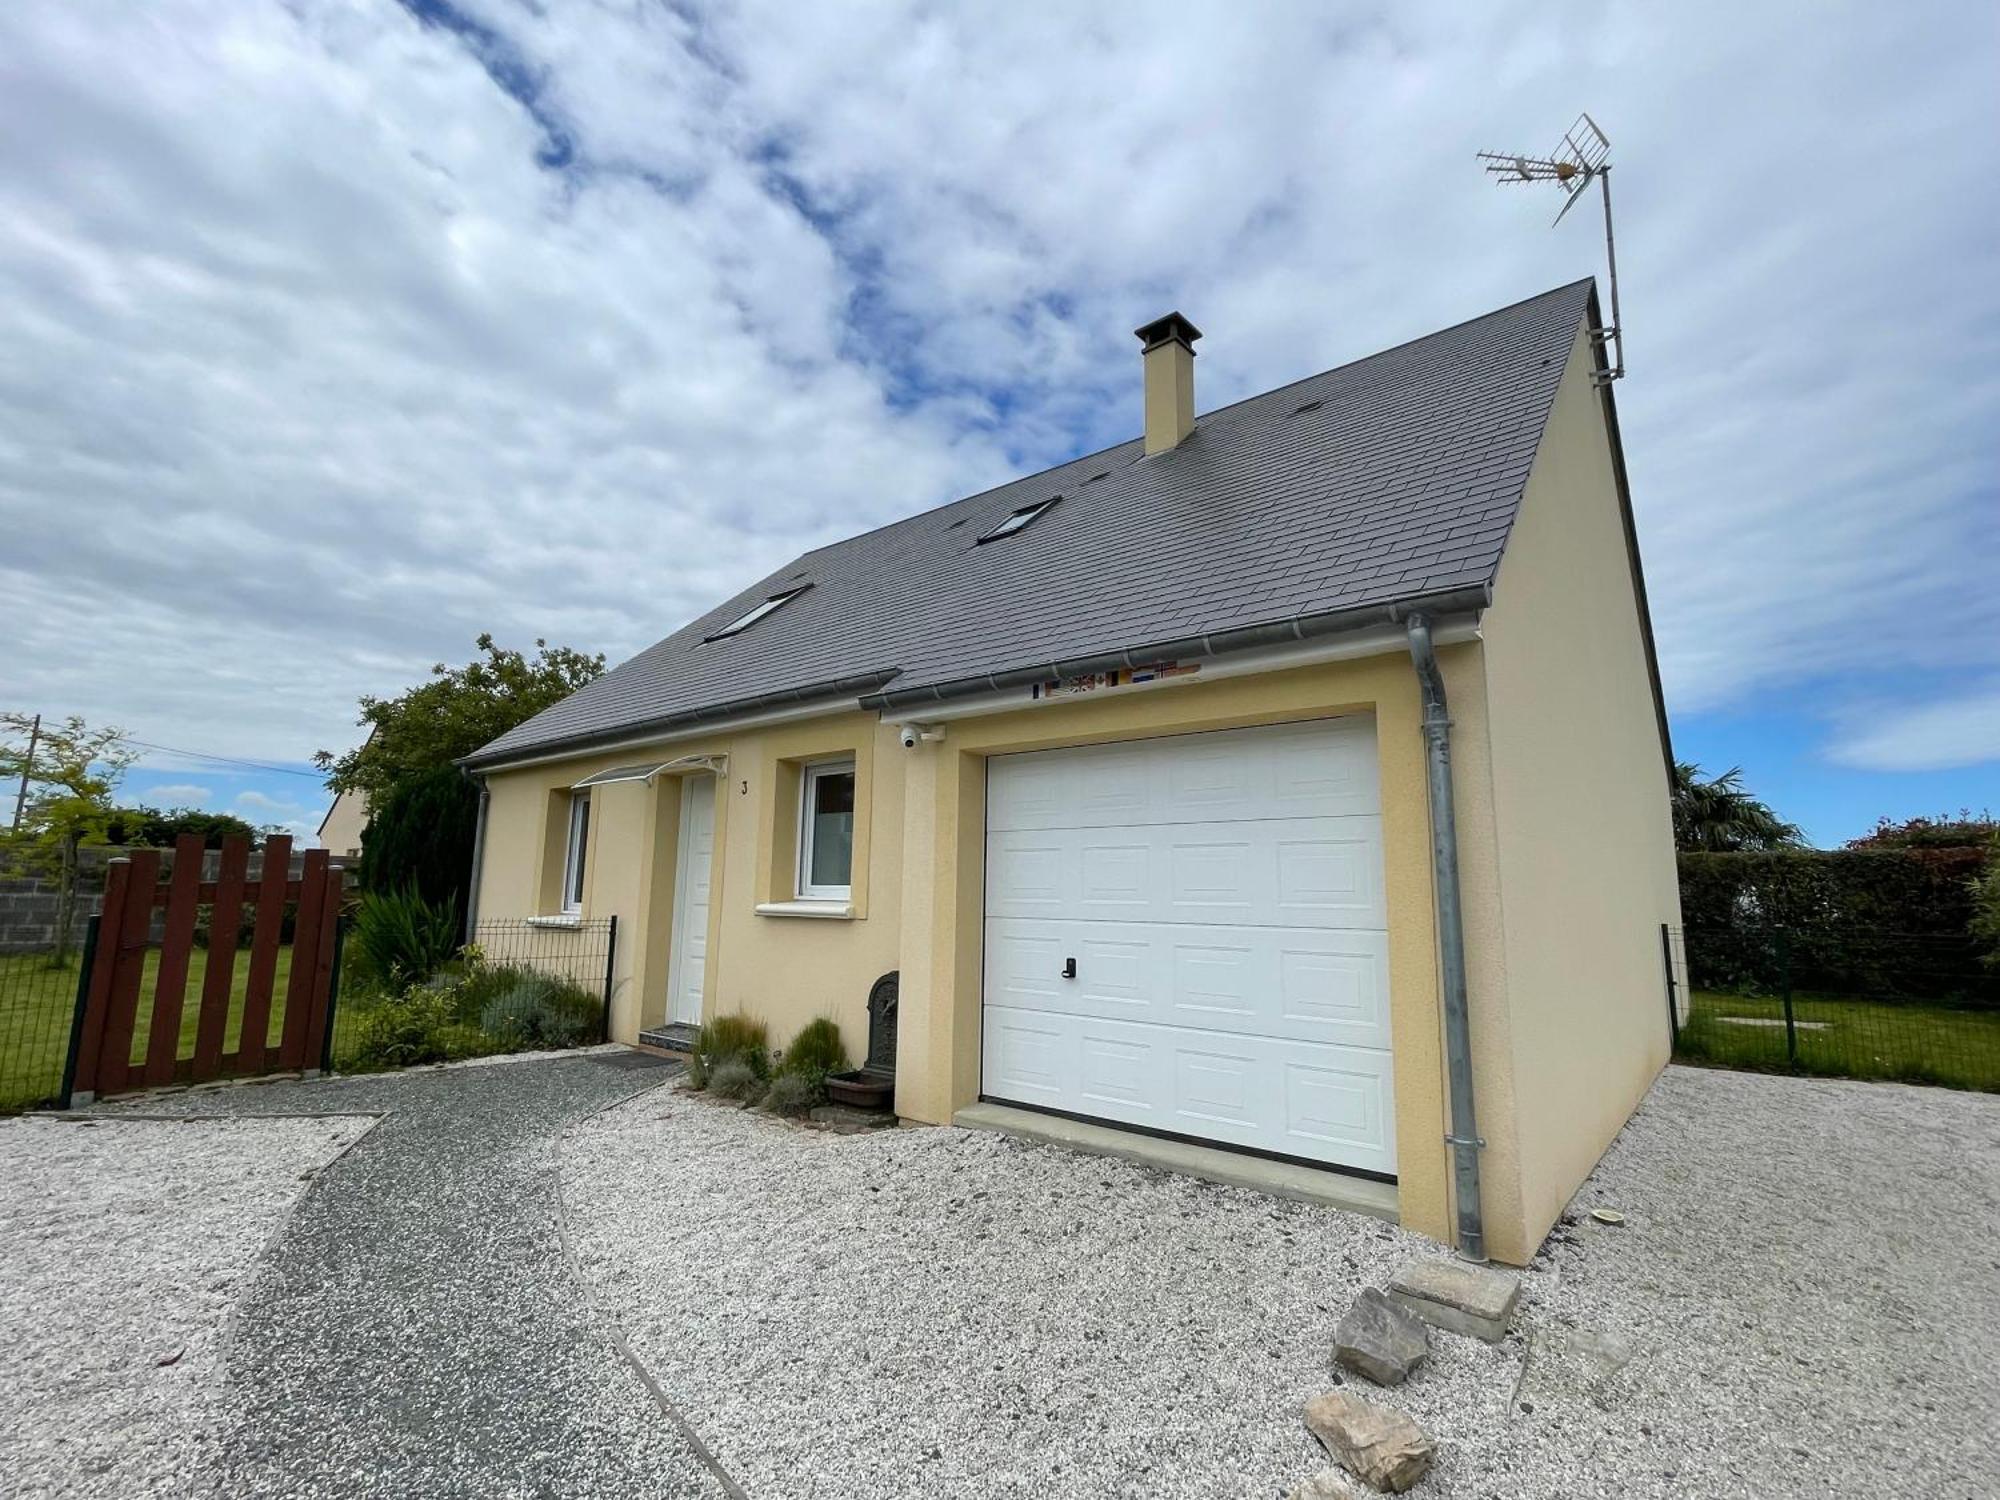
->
315;789;368;859
473;712;904;1071
1478;325;1682;1258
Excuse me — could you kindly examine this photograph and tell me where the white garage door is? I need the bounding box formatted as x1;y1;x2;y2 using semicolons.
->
981;718;1396;1177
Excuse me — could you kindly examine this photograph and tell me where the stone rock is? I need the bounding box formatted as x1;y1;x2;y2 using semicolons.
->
1303;1389;1435;1494
1285;1466;1374;1500
1387;1256;1521;1343
1334;1286;1429;1386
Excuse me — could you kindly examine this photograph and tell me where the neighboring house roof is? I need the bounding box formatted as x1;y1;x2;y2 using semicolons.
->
468;279;1597;769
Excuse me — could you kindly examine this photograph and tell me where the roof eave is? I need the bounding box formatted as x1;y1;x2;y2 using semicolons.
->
458;667;902;774
860;585;1493;713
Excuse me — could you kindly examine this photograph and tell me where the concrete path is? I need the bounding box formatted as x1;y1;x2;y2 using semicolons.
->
114;1051;724;1500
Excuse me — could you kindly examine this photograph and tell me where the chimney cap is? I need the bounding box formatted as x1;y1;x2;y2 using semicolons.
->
1133;311;1202;354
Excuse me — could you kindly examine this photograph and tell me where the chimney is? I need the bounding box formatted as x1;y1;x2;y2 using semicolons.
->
1134;311;1202;455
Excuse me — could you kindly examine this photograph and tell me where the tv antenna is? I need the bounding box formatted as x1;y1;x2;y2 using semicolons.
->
1478;113;1624;382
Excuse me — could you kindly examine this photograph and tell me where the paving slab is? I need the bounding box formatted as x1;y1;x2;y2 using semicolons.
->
1388;1257;1520;1342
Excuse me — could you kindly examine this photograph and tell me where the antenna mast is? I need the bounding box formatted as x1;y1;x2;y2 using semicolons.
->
1478;114;1623;382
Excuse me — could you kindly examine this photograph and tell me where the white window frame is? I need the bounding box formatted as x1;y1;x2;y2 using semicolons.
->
796;759;855;901
561;791;591;914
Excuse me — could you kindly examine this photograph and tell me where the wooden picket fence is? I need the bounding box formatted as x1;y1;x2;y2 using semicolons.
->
71;832;347;1100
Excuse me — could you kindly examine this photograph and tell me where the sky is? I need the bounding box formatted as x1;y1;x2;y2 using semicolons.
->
1;0;1995;848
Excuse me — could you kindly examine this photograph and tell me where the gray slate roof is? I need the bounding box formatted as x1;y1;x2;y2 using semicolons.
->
468;280;1595;767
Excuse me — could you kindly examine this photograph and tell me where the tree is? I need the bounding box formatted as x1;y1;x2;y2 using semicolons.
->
316;634;603;798
1671;761;1805;853
358;765;481;915
1;712;139;964
1971;836;2000;969
1846;811;1998;851
102;805;263;849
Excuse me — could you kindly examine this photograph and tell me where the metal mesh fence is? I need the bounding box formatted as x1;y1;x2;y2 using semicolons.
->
325;915;618;1067
0;924;93;1113
1667;925;2000;1093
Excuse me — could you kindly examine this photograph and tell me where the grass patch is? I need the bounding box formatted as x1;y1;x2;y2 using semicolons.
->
1676;987;2000;1093
0;947;299;1111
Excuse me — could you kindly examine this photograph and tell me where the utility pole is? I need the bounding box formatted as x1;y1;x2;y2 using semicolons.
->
10;712;39;833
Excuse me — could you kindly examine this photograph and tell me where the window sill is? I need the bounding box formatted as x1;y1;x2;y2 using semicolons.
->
529;914;584;929
754;900;854;921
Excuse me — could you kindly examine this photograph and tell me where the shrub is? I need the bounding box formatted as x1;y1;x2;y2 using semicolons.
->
350;886;460;989
358;764;481;913
762;1072;818;1117
479;978;598;1050
778;1016;849;1085
708;1057;763;1102
696;1014;769;1079
339;988;489;1072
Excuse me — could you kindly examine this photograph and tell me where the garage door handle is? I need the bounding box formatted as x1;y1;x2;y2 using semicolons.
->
1060;957;1077;980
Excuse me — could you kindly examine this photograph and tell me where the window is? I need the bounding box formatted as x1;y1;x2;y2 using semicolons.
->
976;495;1059;543
706;584;809;640
562;791;591;913
797;761;855;899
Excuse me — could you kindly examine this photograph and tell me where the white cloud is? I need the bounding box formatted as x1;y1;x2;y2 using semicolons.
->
0;0;1994;768
142;782;211;805
1827;683;2000;772
234;790;293;813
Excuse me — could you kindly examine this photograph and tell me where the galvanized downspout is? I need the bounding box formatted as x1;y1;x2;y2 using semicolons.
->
1406;613;1486;1263
464;775;490;943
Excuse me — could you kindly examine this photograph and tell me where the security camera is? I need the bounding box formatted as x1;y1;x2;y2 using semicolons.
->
899;724;921;750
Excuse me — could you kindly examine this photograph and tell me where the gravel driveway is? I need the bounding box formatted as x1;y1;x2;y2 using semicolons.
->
565;1065;2000;1499
0;1112;363;1499
96;1050;729;1500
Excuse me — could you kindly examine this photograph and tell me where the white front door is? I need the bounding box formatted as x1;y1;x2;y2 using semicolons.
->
980;718;1397;1177
665;775;715;1027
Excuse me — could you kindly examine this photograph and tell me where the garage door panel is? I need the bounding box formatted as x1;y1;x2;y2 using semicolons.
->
983;718;1394;1177
988;719;1381;831
985;917;1391;1048
988;819;1385;929
980;1006;1398;1174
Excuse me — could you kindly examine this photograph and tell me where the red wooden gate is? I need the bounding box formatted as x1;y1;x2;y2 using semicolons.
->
72;833;347;1100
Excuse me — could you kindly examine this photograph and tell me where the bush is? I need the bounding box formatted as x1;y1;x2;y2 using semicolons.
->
339;988;489;1072
350;886;460;989
358;764;481;913
762;1072;818;1117
708;1057;764;1103
777;1016;849;1085
696;1014;769;1079
479;978;599;1050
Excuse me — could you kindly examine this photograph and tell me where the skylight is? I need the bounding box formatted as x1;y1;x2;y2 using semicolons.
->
977;495;1060;544
705;584;808;641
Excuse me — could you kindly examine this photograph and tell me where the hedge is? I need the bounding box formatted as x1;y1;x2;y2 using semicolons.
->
1679;848;1996;1002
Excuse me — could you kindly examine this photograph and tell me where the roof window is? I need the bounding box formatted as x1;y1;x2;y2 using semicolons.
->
705;584;808;641
977;495;1060;544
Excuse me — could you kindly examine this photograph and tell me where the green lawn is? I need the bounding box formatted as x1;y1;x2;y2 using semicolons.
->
1676;987;2000;1093
0;947;298;1111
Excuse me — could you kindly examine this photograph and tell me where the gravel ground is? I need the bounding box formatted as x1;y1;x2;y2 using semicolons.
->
100;1051;728;1500
565;1065;2000;1500
0;1112;363;1499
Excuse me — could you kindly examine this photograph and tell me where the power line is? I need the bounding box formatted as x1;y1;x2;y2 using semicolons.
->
116;736;327;780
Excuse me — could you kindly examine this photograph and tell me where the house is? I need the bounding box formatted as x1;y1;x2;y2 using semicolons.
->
316;787;368;860
462;280;1680;1265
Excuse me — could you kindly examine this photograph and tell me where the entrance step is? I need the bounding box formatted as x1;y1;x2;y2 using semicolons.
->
637;1022;700;1055
951;1102;1399;1223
